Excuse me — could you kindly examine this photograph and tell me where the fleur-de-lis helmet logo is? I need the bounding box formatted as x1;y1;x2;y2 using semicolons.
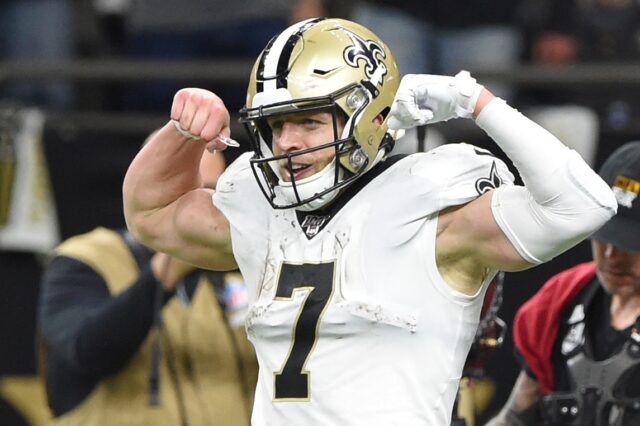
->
343;30;387;83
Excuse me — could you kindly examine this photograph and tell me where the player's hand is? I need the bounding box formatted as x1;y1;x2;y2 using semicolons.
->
388;71;484;130
170;88;231;152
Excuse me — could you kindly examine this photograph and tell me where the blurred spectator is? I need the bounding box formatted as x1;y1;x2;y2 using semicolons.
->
525;0;640;65
37;149;257;425
518;0;577;65
0;0;74;109
519;0;640;167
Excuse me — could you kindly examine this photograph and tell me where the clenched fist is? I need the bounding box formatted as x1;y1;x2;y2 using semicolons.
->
388;71;484;130
171;88;233;152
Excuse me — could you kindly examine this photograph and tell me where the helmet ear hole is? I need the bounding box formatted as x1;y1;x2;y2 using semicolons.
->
378;106;391;121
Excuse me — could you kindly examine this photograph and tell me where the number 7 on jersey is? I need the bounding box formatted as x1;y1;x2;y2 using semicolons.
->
273;261;336;400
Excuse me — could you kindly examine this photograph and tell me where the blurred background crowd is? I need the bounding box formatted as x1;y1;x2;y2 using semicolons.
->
2;0;640;425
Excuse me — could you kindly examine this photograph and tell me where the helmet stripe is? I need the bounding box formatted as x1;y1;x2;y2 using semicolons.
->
256;37;277;95
258;18;323;93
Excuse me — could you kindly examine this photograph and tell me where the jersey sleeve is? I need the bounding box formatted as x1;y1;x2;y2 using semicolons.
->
38;256;172;377
409;143;515;210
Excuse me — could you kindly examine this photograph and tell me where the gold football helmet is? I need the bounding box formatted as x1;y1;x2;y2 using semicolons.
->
239;18;400;210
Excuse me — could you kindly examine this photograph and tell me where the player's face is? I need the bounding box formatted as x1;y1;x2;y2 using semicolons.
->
269;110;344;182
592;239;640;298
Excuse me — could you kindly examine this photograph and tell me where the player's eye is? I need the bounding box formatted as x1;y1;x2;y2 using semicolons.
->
268;119;284;132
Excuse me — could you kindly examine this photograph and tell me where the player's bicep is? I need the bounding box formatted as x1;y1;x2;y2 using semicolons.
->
134;188;235;270
174;189;235;269
446;191;535;272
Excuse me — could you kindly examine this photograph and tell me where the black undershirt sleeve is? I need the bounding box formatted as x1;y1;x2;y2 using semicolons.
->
38;256;174;378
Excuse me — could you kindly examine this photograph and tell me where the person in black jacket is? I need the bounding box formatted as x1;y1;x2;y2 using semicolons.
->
37;150;257;425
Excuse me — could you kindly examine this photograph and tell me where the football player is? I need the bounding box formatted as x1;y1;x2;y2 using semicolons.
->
123;18;617;425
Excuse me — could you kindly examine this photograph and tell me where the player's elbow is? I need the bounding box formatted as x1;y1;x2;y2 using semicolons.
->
593;184;618;224
122;181;159;246
549;197;617;238
124;210;157;248
580;200;617;236
564;149;618;230
492;185;617;265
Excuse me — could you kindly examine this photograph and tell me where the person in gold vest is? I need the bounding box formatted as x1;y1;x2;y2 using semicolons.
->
37;150;257;425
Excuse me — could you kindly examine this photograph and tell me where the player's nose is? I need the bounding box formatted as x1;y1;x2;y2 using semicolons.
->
274;123;303;153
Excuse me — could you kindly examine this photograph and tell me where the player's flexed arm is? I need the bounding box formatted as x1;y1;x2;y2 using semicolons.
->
389;72;618;292
123;88;236;270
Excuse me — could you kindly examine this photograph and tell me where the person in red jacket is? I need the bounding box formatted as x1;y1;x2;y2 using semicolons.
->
488;141;640;425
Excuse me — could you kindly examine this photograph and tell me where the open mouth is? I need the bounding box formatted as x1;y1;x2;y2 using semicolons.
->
283;163;312;181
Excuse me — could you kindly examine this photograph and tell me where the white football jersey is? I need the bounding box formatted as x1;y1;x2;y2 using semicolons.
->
213;143;514;426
